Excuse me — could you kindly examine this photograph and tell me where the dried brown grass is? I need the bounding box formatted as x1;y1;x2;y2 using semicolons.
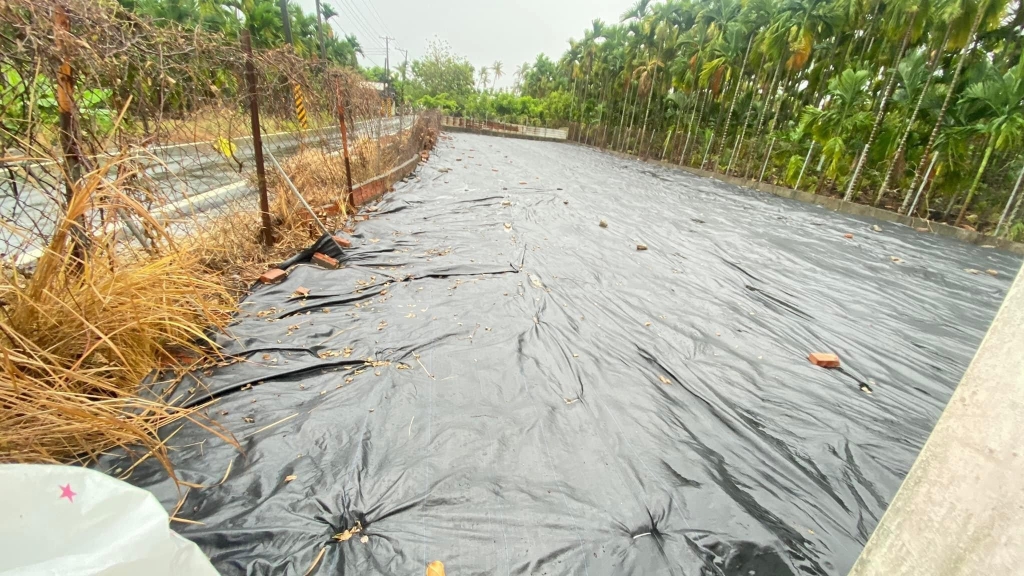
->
0;159;236;470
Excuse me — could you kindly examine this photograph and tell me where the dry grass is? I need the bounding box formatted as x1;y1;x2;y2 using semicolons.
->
0;160;235;471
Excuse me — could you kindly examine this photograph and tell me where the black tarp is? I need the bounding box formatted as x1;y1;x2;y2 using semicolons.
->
111;132;1022;576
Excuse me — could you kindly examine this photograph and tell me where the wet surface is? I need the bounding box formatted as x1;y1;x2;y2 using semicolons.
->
112;132;1021;575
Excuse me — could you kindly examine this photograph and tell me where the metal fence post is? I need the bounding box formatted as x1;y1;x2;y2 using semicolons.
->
53;5;88;261
241;30;272;245
336;81;355;200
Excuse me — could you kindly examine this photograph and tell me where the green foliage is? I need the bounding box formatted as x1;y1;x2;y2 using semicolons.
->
407;40;476;104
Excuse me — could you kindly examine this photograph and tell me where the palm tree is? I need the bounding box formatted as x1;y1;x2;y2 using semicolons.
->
513;62;530;94
491;61;504;91
478;66;490;91
953;61;1024;226
800;68;875;190
904;0;1004;203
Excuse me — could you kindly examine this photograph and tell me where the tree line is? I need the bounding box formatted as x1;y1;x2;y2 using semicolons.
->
500;0;1022;235
119;0;365;67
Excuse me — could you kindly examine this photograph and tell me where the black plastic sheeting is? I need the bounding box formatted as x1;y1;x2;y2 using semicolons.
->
111;133;1021;576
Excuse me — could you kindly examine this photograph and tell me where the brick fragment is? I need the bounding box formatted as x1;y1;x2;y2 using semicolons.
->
808;352;841;369
312;252;340;269
332;235;352;248
259;268;287;284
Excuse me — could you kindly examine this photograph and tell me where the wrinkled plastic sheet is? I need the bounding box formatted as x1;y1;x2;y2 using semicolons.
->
109;133;1022;576
0;464;218;576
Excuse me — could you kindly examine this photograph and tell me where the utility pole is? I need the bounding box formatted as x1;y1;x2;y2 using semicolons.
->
278;0;292;46
398;48;408;102
314;0;326;60
380;36;394;91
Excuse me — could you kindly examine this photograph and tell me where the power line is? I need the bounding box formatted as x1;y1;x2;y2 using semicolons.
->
338;0;388;50
355;0;394;42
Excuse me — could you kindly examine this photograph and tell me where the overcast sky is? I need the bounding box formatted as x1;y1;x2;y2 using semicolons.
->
294;0;628;88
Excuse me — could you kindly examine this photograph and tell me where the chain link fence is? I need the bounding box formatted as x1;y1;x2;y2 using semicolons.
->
0;0;439;279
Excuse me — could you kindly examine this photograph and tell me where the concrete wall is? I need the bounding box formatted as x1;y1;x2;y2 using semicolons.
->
848;265;1024;575
441;124;569;144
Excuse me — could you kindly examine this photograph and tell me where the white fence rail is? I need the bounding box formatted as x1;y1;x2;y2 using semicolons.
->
442;116;568;140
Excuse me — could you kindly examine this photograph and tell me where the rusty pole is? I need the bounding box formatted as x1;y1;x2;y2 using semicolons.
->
241;30;272;245
336;81;355;201
53;5;88;261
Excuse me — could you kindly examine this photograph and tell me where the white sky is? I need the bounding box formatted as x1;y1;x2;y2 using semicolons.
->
294;0;628;88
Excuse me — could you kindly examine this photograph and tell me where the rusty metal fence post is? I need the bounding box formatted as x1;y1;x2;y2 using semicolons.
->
241;30;273;245
336;81;354;201
53;4;88;261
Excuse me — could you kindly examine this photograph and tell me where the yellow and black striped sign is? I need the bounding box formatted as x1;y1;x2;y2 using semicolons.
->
293;83;309;130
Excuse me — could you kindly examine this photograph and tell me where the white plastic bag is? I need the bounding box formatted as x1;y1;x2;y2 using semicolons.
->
0;464;219;576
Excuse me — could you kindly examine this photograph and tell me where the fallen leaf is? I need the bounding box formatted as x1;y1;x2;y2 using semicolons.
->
965;268;982;275
360;535;369;544
244;417;254;423
890;256;903;263
599;219;608;228
285;475;297;483
986;269;999;276
333;521;363;542
658;375;672;385
637;244;648;251
872;225;883;232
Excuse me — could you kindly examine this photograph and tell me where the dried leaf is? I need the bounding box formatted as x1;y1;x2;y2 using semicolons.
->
284;475;297;483
333;521;363;542
658;375;672;385
360;535;369;544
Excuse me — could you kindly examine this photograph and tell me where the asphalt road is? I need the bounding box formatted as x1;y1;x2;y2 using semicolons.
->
0;116;409;264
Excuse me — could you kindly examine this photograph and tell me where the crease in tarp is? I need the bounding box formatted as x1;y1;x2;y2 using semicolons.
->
104;132;1020;576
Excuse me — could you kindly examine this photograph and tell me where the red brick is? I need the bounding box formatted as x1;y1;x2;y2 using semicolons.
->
332;235;352;248
808;352;841;369
311;252;340;269
258;268;287;284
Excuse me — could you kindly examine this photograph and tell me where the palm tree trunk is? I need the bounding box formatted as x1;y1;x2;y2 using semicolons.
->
680;89;704;163
684;89;709;165
638;42;663;157
994;162;1024;236
881;22;952;208
844;19;915;202
703;80;731;168
578;61;593;143
714;34;755;171
728;65;766;176
906;1;989;199
746;60;785;177
955;135;996;227
568;74;579;136
615;79;632;151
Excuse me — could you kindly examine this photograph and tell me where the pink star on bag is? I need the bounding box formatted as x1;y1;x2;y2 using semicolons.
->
59;484;76;503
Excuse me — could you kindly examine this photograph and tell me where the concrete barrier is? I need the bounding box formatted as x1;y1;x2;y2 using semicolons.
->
848;265;1024;575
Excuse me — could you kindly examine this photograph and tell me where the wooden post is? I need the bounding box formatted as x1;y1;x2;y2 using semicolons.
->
336;82;355;202
241;30;272;245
